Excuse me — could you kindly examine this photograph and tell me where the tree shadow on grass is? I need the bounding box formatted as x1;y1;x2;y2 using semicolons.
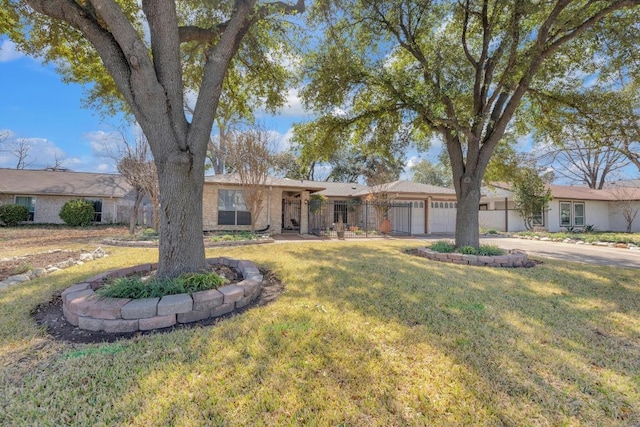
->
2;241;639;425
275;242;640;425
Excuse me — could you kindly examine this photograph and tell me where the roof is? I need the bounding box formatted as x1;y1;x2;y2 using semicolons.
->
549;184;640;201
204;174;326;192
354;180;456;197
0;168;133;198
314;181;368;197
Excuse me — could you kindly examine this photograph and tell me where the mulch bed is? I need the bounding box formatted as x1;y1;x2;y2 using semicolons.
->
31;267;284;344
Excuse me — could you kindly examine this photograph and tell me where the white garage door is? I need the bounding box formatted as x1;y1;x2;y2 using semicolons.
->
411;201;425;234
430;201;457;233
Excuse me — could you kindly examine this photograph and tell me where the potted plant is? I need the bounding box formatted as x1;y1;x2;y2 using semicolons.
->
335;214;345;240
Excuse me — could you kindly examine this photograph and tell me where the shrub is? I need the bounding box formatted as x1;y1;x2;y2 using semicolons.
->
429;241;505;256
59;199;95;226
0;204;29;226
475;245;504;256
458;246;477;254
485;229;498;235
429;240;456;253
97;271;229;299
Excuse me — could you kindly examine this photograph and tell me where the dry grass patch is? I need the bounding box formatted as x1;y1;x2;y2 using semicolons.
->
0;240;639;425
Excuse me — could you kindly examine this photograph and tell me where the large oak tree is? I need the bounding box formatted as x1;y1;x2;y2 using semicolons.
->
297;0;639;248
4;0;304;277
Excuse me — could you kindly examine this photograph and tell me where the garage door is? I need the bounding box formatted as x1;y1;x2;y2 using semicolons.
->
411;201;425;234
430;201;457;233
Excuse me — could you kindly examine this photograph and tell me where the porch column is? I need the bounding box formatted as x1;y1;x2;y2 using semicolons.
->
300;191;310;234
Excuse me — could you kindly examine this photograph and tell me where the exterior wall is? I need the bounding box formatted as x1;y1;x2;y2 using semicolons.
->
546;199;611;232
479;210;524;232
0;194;125;224
202;184;283;233
608;201;640;232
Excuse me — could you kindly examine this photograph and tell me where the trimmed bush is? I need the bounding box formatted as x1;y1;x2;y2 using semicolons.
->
0;204;29;226
59;199;95;226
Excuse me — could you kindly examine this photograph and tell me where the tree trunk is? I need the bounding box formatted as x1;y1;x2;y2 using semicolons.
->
129;189;144;234
454;178;482;248
155;151;207;278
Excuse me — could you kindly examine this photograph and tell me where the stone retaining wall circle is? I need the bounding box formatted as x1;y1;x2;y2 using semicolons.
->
61;257;263;333
414;247;529;267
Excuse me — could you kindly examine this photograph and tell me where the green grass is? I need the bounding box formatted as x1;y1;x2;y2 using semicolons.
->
1;240;640;425
96;272;228;299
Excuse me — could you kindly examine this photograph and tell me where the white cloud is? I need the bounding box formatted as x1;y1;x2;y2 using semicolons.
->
405;155;421;169
0;135;65;169
278;88;307;117
0;40;24;63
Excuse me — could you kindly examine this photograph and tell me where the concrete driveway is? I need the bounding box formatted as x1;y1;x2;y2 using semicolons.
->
416;235;640;269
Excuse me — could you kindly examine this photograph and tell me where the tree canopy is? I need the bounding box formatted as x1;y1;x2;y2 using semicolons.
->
297;0;640;247
3;0;305;277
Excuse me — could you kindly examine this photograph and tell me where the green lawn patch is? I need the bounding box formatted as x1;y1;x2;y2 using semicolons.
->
1;240;639;425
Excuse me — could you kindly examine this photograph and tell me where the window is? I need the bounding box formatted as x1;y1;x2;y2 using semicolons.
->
218;190;251;226
532;209;544;226
560;201;585;227
15;196;35;221
419;202;424;208
574;203;584;226
560;202;571;227
87;199;103;222
334;201;348;223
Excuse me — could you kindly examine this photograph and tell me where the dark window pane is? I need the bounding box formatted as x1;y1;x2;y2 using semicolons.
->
237;211;252;225
218;211;236;225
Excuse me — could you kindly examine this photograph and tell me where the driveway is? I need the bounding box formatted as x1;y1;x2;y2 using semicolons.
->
417;235;640;269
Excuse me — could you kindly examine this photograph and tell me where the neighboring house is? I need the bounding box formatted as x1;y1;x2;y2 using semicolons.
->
0;168;139;224
481;183;640;232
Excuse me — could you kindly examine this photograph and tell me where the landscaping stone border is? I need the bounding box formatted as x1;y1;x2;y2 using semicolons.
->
0;248;107;291
414;247;529;267
512;234;639;250
62;257;263;332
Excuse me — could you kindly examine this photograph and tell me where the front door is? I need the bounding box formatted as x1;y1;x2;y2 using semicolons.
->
282;198;301;233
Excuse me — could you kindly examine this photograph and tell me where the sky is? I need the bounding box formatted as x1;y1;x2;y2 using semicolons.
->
0;37;309;173
0;35;431;179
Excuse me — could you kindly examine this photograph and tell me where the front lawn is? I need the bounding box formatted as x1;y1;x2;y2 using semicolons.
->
1;240;639;425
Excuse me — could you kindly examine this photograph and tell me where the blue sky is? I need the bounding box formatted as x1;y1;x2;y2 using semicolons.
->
0;37;333;174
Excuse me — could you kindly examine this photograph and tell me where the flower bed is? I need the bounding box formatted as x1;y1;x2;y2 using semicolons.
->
61;257;263;332
414;247;530;267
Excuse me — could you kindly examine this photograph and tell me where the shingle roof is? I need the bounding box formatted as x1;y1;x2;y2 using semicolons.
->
549;184;640;201
353;180;456;197
204;174;326;191
315;181;368;197
0;168;133;198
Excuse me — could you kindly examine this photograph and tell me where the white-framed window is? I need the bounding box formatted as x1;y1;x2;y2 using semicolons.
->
560;201;585;228
218;190;251;226
15;196;35;221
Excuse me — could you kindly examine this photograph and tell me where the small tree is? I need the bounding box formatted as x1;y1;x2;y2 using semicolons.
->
103;129;160;233
59;199;95;226
227;126;274;231
610;186;640;233
512;168;552;231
